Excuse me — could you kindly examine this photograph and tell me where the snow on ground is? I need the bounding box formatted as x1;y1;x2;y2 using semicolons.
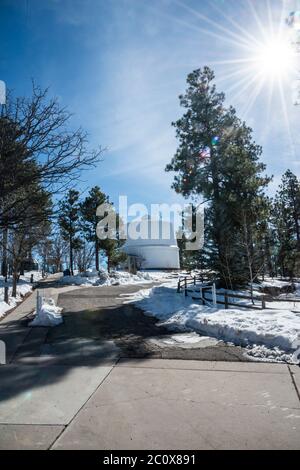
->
0;271;43;319
258;278;294;289
125;283;300;364
190;283;300;312
59;269;172;287
29;297;63;327
157;332;212;345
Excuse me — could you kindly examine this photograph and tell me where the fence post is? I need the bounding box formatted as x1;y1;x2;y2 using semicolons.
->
177;280;180;293
184;277;187;297
200;287;205;305
194;276;196;286
224;292;229;310
262;297;266;310
36;291;42;314
212;283;217;307
4;286;9;304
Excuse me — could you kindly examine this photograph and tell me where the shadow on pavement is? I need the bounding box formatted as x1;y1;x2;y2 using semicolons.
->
0;284;246;404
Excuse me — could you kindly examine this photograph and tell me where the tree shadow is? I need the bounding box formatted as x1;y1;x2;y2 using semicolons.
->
0;284;246;406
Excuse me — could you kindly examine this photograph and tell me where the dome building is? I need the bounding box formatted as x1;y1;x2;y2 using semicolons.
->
122;218;180;270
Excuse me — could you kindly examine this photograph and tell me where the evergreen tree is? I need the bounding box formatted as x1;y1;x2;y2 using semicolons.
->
272;171;300;279
99;213;127;273
8;184;52;296
166;67;270;287
80;186;108;271
58;190;82;275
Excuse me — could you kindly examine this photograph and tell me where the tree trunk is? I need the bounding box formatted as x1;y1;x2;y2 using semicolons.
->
12;270;18;298
70;236;74;275
264;235;273;277
95;240;99;271
289;182;300;251
294;212;300;251
1;227;8;277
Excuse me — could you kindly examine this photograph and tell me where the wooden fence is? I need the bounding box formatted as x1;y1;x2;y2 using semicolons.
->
177;276;300;310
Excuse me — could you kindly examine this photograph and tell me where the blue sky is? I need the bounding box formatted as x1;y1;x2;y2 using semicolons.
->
0;0;299;211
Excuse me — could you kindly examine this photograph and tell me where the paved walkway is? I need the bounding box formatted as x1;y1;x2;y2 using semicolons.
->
0;281;79;363
0;359;299;450
0;282;299;449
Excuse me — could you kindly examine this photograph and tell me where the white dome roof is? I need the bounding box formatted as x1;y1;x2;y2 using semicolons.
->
123;218;177;248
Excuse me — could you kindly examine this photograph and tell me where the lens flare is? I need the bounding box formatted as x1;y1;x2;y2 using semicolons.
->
211;136;220;146
252;35;295;80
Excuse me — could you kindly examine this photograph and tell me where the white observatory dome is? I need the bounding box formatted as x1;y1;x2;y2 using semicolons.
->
122;218;180;270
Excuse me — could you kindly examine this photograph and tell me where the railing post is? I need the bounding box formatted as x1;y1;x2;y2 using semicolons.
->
194;276;196;286
262;297;266;310
177;280;180;293
224;292;229;310
212;283;217;307
200;286;204;305
36;291;42;314
184;277;187;297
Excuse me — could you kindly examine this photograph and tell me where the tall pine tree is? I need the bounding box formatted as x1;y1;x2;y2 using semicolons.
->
166;67;270;287
272;170;300;279
58;189;82;275
80;186;108;271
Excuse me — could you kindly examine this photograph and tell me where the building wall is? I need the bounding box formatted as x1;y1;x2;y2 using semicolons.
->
125;245;180;270
122;219;180;270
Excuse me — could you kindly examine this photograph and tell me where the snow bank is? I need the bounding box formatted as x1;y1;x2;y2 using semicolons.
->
29;298;63;327
59;269;170;287
0;271;43;319
127;284;300;363
259;278;294;289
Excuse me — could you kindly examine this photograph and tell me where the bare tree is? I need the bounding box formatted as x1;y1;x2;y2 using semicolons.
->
74;243;94;273
240;210;265;303
47;233;68;273
0;83;104;229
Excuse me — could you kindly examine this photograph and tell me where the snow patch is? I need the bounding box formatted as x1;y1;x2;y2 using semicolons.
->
29;298;63;327
0;271;43;319
126;283;300;363
160;332;211;345
59;269;171;287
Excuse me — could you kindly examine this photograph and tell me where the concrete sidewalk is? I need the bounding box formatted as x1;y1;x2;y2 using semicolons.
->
0;359;299;450
0;283;300;450
0;283;79;363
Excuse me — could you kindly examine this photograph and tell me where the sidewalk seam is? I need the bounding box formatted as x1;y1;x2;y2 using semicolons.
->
288;365;300;403
47;425;67;449
115;364;288;374
48;360;119;450
0;422;65;426
8;326;35;364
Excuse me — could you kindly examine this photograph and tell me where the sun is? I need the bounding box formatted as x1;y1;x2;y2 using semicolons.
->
252;35;295;81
